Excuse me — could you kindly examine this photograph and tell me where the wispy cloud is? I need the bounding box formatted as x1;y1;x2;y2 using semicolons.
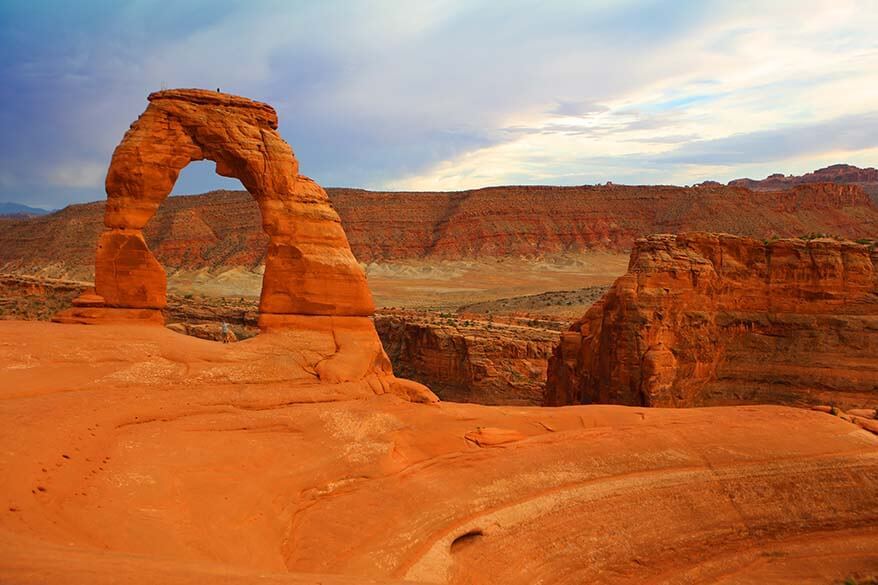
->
388;0;878;189
0;0;876;207
47;161;105;188
657;113;878;165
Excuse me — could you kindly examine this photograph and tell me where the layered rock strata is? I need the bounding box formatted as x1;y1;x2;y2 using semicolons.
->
730;163;878;204
375;310;557;405
333;182;877;261
3;181;877;278
546;233;878;409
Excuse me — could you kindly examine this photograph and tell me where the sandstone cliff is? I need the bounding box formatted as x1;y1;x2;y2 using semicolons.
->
375;310;556;405
334;182;877;262
546;233;878;409
2;181;877;278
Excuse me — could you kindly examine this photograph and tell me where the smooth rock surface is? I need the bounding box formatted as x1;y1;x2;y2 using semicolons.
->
1;320;877;584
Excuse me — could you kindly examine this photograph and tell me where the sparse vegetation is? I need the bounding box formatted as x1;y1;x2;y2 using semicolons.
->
841;576;878;585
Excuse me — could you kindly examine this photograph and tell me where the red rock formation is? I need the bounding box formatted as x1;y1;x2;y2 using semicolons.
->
546;233;878;409
3;180;877;277
375;310;556;405
0;274;88;320
333;182;878;261
730;163;878;203
62;88;373;322
51;89;433;402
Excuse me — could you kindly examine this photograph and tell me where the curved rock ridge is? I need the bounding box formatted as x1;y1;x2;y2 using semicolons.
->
546;233;878;409
58;88;373;323
50;90;433;401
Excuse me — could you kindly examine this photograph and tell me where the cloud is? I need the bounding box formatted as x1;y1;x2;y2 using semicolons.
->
384;1;878;190
46;161;105;188
657;113;878;165
549;100;610;117
0;0;877;207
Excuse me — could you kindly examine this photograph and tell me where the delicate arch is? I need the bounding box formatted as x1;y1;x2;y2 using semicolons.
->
73;89;374;324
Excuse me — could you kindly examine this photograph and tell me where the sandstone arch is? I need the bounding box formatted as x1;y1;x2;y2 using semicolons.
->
61;88;373;324
55;89;434;400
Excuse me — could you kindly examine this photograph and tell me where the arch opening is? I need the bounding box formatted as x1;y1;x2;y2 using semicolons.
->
144;161;265;297
143;161;263;341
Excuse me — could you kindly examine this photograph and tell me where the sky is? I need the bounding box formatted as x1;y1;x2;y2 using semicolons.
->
1;0;877;209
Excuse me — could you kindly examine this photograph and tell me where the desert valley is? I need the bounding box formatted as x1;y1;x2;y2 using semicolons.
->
2;3;878;584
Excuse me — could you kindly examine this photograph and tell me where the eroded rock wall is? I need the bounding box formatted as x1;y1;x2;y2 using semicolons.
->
730;163;878;205
546;233;878;409
375;311;555;405
3;182;877;277
332;182;878;261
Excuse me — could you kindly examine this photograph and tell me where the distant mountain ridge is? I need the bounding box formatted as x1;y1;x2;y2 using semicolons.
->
0;168;876;280
729;164;878;204
0;202;52;218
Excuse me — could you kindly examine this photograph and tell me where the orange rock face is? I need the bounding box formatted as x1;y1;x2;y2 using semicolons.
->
546;233;878;409
375;310;555;405
60;88;373;322
4;181;878;279
93;230;166;309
